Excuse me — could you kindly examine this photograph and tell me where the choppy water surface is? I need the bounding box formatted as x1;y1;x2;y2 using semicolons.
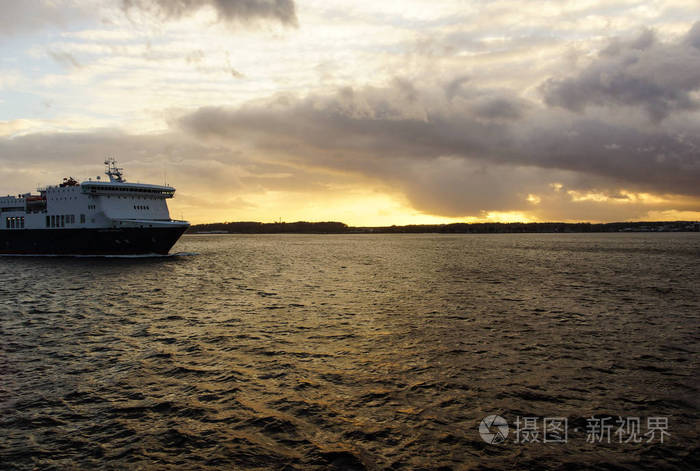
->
1;233;699;470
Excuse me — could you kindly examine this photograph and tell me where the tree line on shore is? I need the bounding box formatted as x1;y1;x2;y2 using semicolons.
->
187;220;700;234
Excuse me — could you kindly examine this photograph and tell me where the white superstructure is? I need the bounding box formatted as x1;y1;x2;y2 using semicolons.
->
1;159;187;232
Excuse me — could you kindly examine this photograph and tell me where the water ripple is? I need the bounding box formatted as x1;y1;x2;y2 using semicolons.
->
1;233;699;470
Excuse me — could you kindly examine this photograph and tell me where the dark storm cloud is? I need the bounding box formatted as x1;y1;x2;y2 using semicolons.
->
178;83;533;165
471;97;525;120
541;23;700;121
178;82;700;195
121;0;298;26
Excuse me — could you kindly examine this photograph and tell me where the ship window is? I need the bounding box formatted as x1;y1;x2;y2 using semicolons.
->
10;218;15;229
20;218;24;228
71;215;75;224
80;214;85;223
60;215;65;227
46;216;50;227
5;218;8;229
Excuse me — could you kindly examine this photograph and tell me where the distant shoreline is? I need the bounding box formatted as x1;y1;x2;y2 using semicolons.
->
187;221;700;234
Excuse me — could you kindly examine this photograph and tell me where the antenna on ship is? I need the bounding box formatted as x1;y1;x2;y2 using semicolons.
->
104;157;126;183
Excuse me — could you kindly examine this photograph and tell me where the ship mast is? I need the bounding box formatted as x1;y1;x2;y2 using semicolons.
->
104;157;126;183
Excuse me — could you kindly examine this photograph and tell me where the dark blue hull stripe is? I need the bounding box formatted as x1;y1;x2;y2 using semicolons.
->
0;227;187;255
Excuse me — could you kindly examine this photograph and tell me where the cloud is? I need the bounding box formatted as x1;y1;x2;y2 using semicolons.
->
48;50;82;69
0;128;350;198
2;77;699;222
120;0;298;26
180;82;699;178
541;22;700;121
2;14;699;223
175;71;700;219
0;0;94;36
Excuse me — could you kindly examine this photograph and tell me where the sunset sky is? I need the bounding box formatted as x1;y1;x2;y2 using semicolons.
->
1;0;699;225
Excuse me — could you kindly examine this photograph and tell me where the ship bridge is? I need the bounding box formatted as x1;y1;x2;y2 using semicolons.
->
80;159;175;198
80;181;175;198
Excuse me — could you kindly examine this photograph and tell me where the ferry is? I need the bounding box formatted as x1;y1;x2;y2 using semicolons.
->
0;159;189;255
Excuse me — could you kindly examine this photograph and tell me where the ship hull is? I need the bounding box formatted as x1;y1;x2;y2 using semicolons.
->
0;226;187;255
